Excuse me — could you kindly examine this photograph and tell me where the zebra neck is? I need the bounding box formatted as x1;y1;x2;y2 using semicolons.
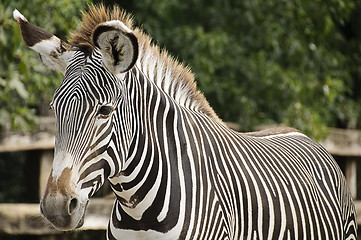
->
135;35;222;123
107;75;188;233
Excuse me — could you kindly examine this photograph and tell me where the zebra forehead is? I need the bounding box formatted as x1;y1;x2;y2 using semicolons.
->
54;55;120;101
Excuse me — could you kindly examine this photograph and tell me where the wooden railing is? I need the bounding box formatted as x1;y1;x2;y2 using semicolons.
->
0;119;360;236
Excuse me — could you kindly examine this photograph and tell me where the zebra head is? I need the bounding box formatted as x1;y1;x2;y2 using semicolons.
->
14;10;138;230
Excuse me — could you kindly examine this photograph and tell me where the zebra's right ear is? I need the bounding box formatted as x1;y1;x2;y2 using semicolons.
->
92;20;138;74
13;9;74;75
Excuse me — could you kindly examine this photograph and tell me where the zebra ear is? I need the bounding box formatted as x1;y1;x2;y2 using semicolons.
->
92;20;138;74
13;9;73;75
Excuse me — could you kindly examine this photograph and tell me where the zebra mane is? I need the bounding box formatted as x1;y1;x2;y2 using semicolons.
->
68;4;222;123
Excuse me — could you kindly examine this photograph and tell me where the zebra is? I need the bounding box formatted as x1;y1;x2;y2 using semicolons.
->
14;5;357;240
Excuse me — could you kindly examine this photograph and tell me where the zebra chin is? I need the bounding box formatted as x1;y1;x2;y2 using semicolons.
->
40;193;89;230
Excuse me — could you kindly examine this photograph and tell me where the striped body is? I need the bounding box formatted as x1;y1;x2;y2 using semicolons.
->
52;50;356;239
15;5;357;240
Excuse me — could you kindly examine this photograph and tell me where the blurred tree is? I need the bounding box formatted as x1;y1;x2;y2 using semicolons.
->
3;0;361;140
0;0;90;132
96;0;361;139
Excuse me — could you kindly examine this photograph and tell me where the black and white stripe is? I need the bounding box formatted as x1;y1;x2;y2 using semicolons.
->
15;6;356;239
52;46;357;240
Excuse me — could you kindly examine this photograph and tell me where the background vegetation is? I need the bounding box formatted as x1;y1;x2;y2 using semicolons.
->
0;0;91;132
1;0;360;139
0;0;360;239
119;0;361;139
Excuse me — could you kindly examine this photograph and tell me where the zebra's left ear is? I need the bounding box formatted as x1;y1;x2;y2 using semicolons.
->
92;20;138;74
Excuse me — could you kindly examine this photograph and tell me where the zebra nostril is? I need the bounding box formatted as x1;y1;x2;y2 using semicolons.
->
68;197;78;215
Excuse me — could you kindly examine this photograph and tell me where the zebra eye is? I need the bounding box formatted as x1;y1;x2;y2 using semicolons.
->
97;106;113;116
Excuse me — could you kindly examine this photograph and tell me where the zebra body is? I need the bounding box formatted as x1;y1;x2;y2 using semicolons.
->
14;5;356;240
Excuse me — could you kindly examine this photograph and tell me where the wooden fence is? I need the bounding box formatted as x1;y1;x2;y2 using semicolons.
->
0;118;360;236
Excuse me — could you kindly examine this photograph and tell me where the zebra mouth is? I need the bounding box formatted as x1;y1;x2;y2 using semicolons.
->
76;213;85;228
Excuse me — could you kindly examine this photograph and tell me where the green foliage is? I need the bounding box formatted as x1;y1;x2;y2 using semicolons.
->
0;0;90;132
3;0;361;140
110;0;361;140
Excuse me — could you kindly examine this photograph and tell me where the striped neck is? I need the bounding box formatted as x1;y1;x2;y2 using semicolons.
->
107;67;187;236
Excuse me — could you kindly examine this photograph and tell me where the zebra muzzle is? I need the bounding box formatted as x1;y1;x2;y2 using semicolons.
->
40;194;88;231
75;199;89;229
